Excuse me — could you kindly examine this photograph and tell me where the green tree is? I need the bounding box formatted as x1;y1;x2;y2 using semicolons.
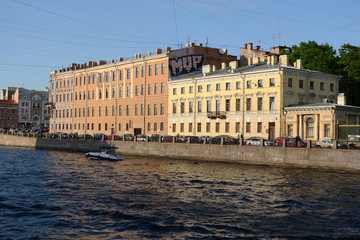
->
288;41;339;75
338;44;360;106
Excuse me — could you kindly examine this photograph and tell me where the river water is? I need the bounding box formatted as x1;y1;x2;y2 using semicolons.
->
0;146;359;239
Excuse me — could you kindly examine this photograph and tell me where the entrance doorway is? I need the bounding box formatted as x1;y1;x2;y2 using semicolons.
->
268;122;275;140
134;128;142;136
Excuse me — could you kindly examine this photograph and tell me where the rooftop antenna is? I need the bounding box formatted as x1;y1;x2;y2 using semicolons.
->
278;32;281;46
206;37;208;47
187;36;190;44
272;34;276;46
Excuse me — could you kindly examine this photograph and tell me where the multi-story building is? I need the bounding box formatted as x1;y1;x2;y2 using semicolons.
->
168;55;343;141
12;88;50;130
48;43;237;135
0;100;18;129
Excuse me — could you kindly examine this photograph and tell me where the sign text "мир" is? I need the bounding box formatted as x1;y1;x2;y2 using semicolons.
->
169;54;204;77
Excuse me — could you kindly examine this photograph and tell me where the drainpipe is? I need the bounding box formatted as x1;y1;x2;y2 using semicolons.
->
241;73;246;137
192;78;197;136
142;59;147;134
114;65;118;135
84;69;87;135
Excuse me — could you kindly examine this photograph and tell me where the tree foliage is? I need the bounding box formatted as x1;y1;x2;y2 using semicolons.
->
288;41;339;75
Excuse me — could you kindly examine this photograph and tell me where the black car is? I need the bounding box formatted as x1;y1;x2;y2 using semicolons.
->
149;134;160;142
209;135;239;145
185;136;203;144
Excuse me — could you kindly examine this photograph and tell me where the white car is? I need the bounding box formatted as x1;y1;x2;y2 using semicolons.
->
315;139;347;149
246;137;273;146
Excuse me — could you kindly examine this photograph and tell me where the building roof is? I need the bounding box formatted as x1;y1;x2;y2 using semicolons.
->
170;62;340;81
0;100;17;106
284;103;360;112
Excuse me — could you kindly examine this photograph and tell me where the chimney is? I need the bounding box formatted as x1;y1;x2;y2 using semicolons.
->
266;56;271;65
212;65;217;72
271;55;278;65
190;43;195;47
296;59;302;69
119;57;123;62
148;52;151;56
255;45;260;50
279;55;289;66
98;60;106;65
230;61;238;70
221;62;228;69
185;44;190;48
134;54;138;59
156;48;162;54
111;59;114;63
165;46;171;52
247;43;253;50
202;65;212;75
337;93;346;105
198;43;203;47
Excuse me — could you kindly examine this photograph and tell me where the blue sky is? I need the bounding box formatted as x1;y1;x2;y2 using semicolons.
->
1;0;359;92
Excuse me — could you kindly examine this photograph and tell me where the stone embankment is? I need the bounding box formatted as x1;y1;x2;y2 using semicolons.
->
1;132;359;172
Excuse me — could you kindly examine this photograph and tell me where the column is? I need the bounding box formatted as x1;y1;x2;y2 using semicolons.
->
299;114;303;138
315;114;318;141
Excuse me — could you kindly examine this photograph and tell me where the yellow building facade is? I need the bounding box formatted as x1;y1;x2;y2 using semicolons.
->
168;55;341;140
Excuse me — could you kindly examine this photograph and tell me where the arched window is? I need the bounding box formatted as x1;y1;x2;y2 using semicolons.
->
306;117;314;137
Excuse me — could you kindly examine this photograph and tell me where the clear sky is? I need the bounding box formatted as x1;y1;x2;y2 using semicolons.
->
1;0;359;92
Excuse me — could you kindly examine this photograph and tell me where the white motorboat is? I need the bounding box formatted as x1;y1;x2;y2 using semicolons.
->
85;147;123;161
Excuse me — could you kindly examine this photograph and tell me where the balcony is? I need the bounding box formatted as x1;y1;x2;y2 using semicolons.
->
207;111;226;119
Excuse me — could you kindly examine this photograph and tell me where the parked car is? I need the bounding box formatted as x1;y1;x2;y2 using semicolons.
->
246;137;273;146
123;134;134;141
285;137;307;147
315;139;347;149
136;134;147;142
184;136;203;144
149;134;160;142
209;135;239;145
161;135;173;142
199;135;211;142
92;133;103;140
107;135;122;141
274;137;286;146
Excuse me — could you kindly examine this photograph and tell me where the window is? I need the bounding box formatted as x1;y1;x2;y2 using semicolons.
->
154;83;158;94
310;81;314;90
246;122;251;133
148;122;151;131
236;99;241;112
215;122;220;132
148;65;152;76
112;106;115;116
215;100;221;112
154;104;158;115
99;107;102;116
198;85;202;93
189;86;193;93
216;83;221;91
197;101;202;113
188;122;193;132
148;104;151;115
257;97;263;111
180;102;185;113
207;100;211;112
246;98;251;112
325;124;330;137
198;122;202;132
207;84;211;92
154;122;157;132
98;123;101;131
161;104;164;115
135;104;138;116
288;78;293;87
126;105;130;116
142;66;145;77
173;88;177;95
155;64;158;75
127;86;130;97
257;122;262;133
330;83;334;92
288;125;293;137
172;102;177;114
269;78;275;87
306;118;314;137
189;101;193;113
127;69;131;79
247;81;251;88
206;122;210;132
106;72;109;82
141;85;144;95
99;74;103;82
160;122;164;131
113;71;116;81
225;122;229;132
180;123;184;132
135;86;139;96
235;122;240;132
172;123;176;133
236;81;241;89
148;84;152;95
258;79;263;88
99;89;102;99
161;82;165;94
161;63;165;74
269;97;275;110
136;67;139;78
225;99;230;112
181;87;185;94
141;104;144;115
299;80;304;88
320;82;324;91
120;70;123;80
105;88;109;98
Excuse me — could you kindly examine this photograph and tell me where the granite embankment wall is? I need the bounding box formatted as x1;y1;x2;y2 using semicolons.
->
1;134;360;172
